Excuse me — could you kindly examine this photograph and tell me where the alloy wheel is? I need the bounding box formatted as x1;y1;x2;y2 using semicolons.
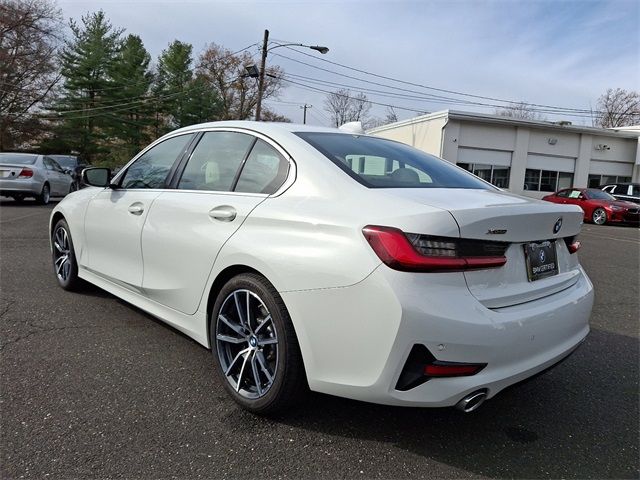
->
592;208;606;225
53;226;71;281
215;289;278;399
42;185;50;204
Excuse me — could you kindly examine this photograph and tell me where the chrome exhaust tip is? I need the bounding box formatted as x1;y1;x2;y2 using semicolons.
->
455;390;487;413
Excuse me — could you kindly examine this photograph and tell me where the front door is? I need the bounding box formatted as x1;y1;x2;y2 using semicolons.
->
83;133;194;289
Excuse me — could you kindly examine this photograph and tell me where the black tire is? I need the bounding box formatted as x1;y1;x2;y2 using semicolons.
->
51;219;82;291
592;207;607;225
12;194;25;203
69;182;77;193
37;183;50;205
210;273;306;414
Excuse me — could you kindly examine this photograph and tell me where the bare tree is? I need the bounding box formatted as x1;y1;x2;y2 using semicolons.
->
384;106;398;124
324;88;371;127
367;107;400;129
196;43;284;120
495;102;545;121
595;88;640;128
0;0;63;150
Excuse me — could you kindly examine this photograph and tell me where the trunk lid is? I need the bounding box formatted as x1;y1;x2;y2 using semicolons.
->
0;164;29;181
381;188;584;308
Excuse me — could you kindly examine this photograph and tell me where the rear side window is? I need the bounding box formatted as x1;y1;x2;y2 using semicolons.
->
295;132;490;189
121;134;193;189
235;139;289;194
178;132;254;192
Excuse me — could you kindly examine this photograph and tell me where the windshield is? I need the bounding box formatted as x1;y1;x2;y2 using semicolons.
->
49;156;77;168
295;132;493;189
586;189;616;201
0;153;37;165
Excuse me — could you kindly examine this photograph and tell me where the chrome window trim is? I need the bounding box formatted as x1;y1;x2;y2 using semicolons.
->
111;127;297;197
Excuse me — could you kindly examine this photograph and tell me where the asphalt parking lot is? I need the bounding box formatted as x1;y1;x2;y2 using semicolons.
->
1;200;638;479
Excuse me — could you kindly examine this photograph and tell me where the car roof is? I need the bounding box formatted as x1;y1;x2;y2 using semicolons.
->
169;120;351;137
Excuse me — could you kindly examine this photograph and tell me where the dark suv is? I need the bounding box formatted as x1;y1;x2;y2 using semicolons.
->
48;155;88;189
601;183;640;204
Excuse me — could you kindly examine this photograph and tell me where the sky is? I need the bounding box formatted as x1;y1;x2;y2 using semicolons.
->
57;0;640;126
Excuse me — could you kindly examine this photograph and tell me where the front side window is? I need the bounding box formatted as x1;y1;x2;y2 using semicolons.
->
235;139;289;194
178;132;254;192
296;132;491;189
121;134;193;189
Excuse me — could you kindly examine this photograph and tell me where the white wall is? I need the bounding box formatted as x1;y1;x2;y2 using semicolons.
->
370;113;639;196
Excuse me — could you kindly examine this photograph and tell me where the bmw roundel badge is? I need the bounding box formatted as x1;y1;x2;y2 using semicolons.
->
553;217;562;234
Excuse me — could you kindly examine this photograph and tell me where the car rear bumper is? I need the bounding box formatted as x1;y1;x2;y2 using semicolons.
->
0;178;42;196
282;264;593;407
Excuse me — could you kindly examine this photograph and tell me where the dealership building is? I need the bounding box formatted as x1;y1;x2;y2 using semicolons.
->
368;110;640;199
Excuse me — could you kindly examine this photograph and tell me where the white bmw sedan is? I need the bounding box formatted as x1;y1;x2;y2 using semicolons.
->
50;121;593;414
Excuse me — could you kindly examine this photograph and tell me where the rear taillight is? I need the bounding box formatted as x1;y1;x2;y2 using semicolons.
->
18;168;33;178
362;225;507;272
564;236;581;254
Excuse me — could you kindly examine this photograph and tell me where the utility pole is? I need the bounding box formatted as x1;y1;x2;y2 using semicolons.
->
254;29;269;122
300;104;312;124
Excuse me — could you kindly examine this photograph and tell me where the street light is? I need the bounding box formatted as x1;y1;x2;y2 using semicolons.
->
254;29;329;121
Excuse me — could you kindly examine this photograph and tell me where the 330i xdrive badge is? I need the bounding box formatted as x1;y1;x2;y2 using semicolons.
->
50;122;593;414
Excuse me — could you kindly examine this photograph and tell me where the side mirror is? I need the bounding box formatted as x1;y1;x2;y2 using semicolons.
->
82;167;112;187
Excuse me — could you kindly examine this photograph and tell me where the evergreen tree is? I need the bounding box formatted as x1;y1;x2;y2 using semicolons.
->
107;34;153;160
53;11;123;162
153;40;194;133
181;74;222;125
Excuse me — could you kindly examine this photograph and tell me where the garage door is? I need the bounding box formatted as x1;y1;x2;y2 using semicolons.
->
589;161;633;177
458;148;512;167
526;154;575;172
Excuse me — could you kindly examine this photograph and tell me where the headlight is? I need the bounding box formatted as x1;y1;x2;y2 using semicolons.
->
611;205;624;211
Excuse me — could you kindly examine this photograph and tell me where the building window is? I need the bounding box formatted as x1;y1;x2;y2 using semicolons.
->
524;169;573;192
458;163;510;188
588;174;632;187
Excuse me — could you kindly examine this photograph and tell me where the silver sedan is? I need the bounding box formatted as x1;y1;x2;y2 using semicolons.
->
0;153;74;204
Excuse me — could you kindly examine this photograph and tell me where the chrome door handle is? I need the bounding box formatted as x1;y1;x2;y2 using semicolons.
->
209;205;236;222
128;203;144;215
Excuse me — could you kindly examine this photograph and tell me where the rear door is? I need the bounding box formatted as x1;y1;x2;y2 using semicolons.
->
141;130;291;315
42;157;65;195
83;133;195;289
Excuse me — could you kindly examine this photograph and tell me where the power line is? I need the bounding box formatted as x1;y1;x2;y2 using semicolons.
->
277;44;605;116
280;72;601;119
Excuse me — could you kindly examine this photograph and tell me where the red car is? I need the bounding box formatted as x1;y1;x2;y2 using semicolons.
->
543;188;640;225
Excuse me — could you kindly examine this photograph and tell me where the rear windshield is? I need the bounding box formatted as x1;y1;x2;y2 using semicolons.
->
295;132;492;189
0;153;37;165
